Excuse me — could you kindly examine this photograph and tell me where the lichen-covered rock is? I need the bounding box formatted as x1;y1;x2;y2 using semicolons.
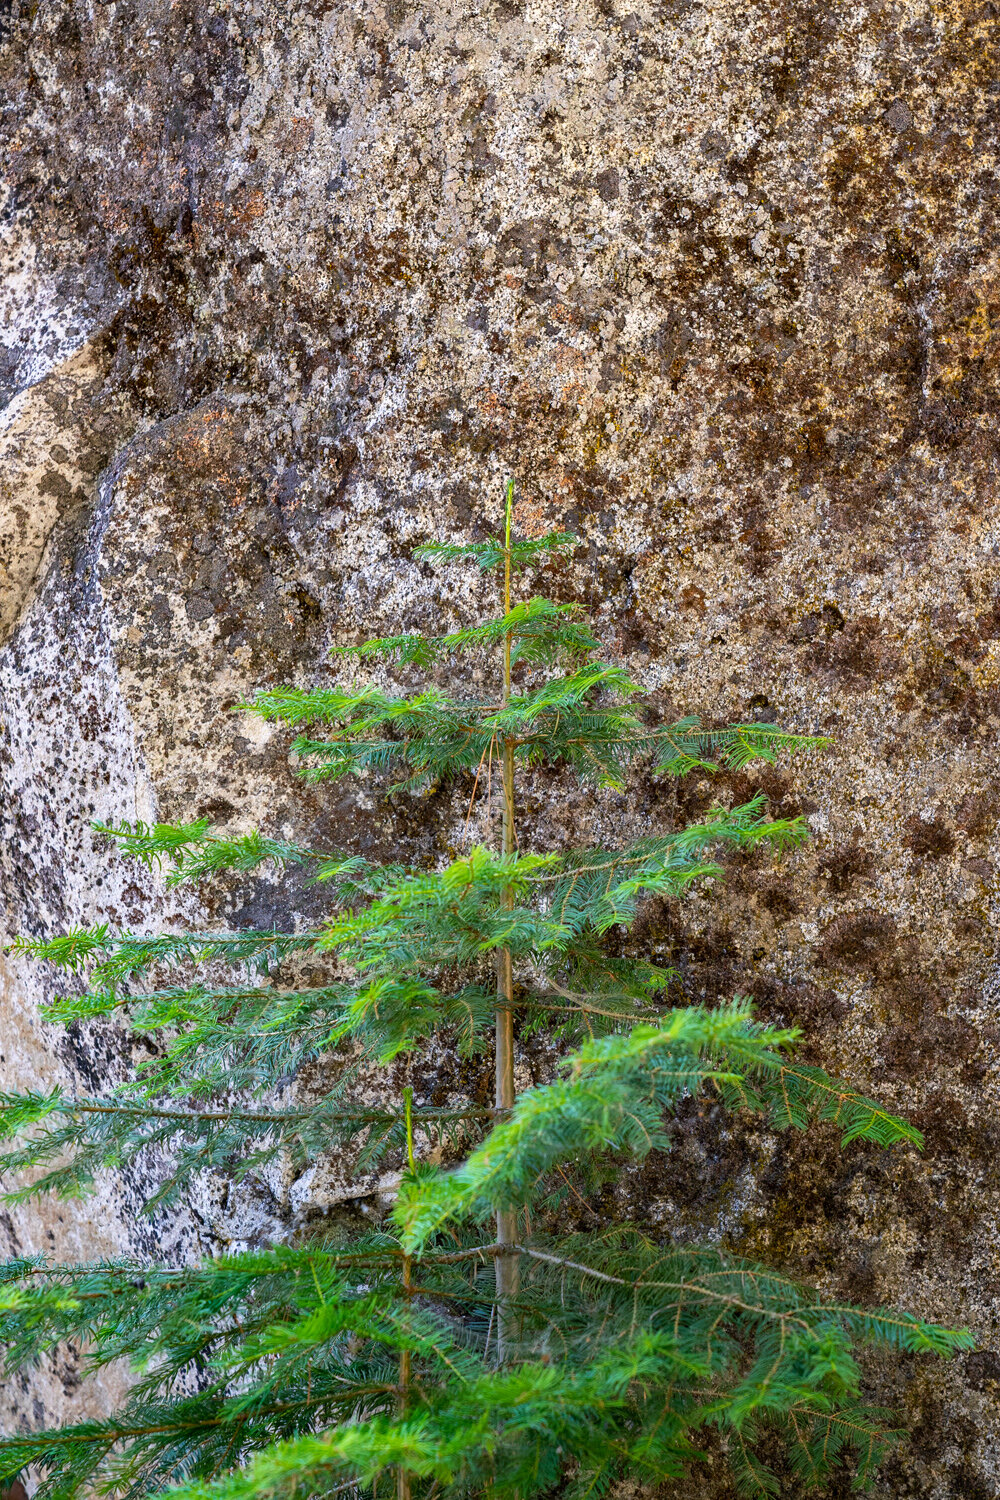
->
1;0;999;1490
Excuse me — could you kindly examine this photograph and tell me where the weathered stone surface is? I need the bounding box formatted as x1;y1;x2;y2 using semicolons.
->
1;0;999;1490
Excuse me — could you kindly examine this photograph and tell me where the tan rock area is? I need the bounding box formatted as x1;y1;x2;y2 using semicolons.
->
1;0;999;1491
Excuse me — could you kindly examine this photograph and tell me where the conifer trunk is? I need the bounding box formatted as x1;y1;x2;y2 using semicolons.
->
397;1089;415;1500
396;1319;412;1500
495;484;519;1362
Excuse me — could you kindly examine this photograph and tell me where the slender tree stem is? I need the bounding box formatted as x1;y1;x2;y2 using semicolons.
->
495;478;520;1364
397;1086;416;1500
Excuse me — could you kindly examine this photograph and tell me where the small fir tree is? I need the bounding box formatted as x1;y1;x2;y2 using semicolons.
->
1;486;970;1500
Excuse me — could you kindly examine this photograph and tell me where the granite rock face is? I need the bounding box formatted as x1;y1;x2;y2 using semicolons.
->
2;0;999;1491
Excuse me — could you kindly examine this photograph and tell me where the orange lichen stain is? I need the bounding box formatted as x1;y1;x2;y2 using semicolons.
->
97;191;137;237
514;496;553;539
935;296;997;388
161;408;251;505
474;390;514;431
680;584;707;615
286;117;314;154
553;343;585;373
236;188;266;223
199;187;266;237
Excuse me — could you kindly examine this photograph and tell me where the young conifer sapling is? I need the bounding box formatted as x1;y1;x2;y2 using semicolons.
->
0;484;971;1500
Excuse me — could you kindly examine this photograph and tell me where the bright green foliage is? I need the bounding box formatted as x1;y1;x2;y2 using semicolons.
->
245;679;825;793
395;1001;923;1251
0;490;969;1500
333;597;603;668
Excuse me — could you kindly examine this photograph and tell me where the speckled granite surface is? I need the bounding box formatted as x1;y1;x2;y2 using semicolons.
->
1;2;999;1490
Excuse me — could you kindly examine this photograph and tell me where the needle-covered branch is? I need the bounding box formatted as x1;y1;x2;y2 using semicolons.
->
0;1092;495;1211
395;1001;920;1250
245;677;828;793
0;1229;969;1500
334;597;603;669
